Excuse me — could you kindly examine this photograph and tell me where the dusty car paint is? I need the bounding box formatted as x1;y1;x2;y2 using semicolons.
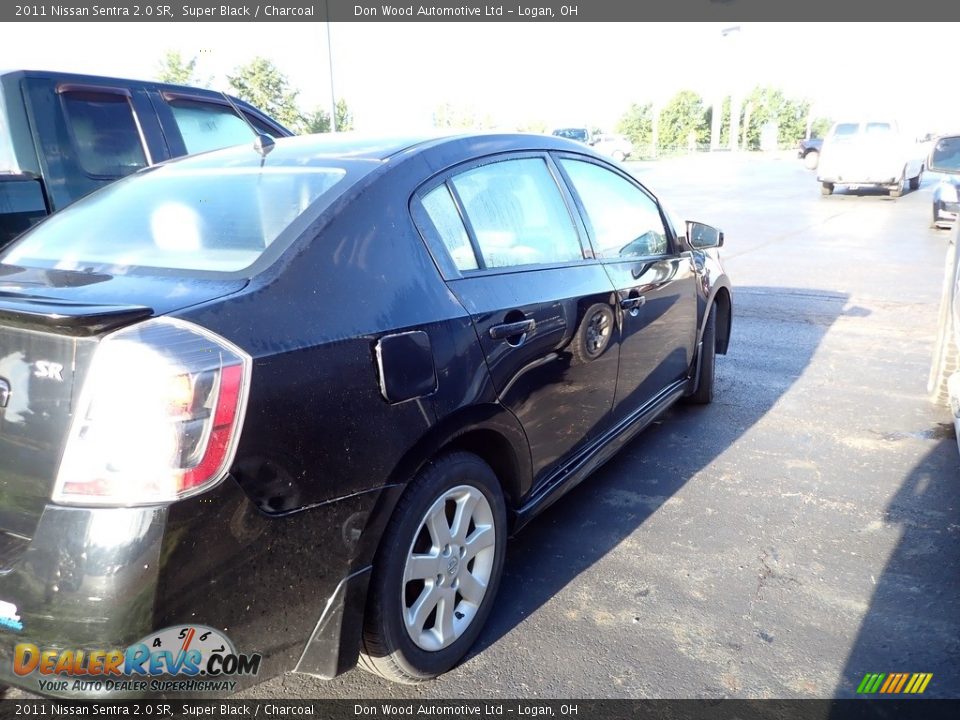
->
0;133;731;696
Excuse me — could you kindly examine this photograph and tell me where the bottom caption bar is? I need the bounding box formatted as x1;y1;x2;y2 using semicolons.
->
1;700;960;720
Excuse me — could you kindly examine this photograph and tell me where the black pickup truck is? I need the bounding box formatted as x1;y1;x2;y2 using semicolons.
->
0;69;292;249
797;137;823;170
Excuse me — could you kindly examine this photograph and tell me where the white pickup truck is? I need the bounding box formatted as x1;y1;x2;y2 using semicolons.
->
817;120;925;197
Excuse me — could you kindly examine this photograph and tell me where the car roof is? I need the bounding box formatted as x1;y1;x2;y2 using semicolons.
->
0;68;246;98
180;131;597;163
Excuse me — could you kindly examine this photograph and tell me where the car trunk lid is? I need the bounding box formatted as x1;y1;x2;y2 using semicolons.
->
0;267;246;543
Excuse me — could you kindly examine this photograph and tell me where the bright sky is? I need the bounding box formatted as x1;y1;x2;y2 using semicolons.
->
3;22;959;134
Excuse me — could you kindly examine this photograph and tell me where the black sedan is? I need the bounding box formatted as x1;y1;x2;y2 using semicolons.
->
0;132;731;695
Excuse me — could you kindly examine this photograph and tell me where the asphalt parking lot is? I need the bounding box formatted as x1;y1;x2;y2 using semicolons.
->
239;153;960;699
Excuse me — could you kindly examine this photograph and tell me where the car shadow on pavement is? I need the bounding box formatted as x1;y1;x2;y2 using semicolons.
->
832;434;960;700
468;285;854;660
827;186;922;199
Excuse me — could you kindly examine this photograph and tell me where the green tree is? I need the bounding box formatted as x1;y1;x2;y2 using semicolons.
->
739;87;811;150
616;102;653;154
658;90;709;152
227;57;303;131
156;50;207;87
705;97;731;148
433;102;494;130
811;116;832;139
302;99;355;134
518;119;548;134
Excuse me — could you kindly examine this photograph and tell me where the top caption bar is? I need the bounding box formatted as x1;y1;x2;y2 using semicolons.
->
5;0;960;21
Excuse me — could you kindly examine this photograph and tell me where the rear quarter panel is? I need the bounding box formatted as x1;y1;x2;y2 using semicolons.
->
174;153;527;526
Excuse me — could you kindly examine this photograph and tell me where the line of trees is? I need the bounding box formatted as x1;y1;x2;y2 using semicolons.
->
617;87;831;155
155;51;354;135
154;52;829;153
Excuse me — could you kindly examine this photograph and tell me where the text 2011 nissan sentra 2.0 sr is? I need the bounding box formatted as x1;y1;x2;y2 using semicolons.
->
0;133;731;695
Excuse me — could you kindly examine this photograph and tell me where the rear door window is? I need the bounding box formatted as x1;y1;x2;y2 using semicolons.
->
449;158;583;269
60;90;148;177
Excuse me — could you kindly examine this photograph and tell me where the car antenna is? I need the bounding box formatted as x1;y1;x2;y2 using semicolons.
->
219;90;275;159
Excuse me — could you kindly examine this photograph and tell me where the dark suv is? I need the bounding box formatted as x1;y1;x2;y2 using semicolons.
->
551;127;592;145
0;69;292;249
0;133;731;696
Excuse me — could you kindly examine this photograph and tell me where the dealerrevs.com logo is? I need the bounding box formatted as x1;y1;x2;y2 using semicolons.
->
13;625;261;694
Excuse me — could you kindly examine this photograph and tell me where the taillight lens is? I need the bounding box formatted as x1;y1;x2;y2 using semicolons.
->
53;317;251;506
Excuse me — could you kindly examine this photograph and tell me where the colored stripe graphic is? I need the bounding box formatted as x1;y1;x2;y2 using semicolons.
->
888;673;906;693
856;672;932;694
857;673;876;693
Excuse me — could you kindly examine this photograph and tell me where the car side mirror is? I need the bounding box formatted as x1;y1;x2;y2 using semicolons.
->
687;221;724;249
929;135;960;175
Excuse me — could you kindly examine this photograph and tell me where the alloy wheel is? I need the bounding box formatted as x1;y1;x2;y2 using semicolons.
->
402;485;496;651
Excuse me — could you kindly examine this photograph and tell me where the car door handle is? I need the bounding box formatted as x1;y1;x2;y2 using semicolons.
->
620;296;646;311
489;318;536;340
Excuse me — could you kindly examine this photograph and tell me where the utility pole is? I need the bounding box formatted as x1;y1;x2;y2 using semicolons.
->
723;25;742;152
652;101;659;159
710;95;722;151
325;0;337;132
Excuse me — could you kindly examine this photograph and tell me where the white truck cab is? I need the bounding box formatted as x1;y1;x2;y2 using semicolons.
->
817;120;924;197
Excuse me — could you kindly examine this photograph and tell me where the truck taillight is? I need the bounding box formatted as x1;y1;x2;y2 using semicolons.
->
53;318;251;506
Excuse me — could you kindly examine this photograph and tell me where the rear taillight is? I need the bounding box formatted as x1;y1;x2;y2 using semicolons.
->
53;318;251;506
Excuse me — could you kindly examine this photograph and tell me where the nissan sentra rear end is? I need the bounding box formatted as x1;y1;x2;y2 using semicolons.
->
0;139;380;697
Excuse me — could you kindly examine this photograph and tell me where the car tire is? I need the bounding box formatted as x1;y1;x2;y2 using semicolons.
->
359;452;507;684
612;150;625;162
890;173;905;198
803;150;819;170
687;304;717;405
821;182;834;196
910;170;922;191
571;303;615;363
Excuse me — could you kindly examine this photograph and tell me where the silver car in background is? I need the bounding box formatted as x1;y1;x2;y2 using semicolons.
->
818;120;924;197
591;133;634;162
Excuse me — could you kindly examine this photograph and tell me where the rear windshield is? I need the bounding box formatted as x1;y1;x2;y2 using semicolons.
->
864;122;892;136
831;123;860;140
0;142;369;275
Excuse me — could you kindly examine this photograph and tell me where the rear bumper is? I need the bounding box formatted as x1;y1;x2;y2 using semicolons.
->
935;200;959;224
0;478;387;697
0;503;167;697
817;174;898;186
